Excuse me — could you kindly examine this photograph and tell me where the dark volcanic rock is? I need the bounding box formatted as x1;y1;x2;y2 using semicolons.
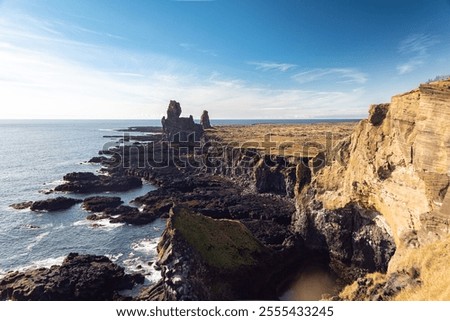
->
339;267;421;301
138;206;305;300
109;209;160;225
0;253;144;300
200;110;211;129
30;197;82;212
64;172;99;182
369;103;389;126
83;196;123;212
294;201;396;281
161;100;203;142
10;201;33;210
10;197;82;212
88;156;108;164
55;172;142;193
83;199;160;225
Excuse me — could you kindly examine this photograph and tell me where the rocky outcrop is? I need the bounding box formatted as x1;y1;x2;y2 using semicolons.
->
294;80;450;249
292;80;450;291
54;172;142;193
200;110;211;129
10;197;82;212
83;196;123;212
338;268;421;301
138;206;304;300
130;168;295;247
161;100;203;142
0;253;144;300
83;196;159;225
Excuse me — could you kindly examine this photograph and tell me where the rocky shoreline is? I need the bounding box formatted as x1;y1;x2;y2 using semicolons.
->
2;79;449;300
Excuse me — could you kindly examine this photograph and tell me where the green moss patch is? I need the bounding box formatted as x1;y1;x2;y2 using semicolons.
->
172;206;267;270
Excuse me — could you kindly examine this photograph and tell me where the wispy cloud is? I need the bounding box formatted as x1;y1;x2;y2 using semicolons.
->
0;11;367;119
292;68;367;84
248;61;297;72
179;42;217;57
396;33;439;75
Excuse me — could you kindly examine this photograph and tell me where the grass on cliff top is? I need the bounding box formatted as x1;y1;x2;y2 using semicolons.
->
393;234;450;300
172;206;268;270
340;234;450;300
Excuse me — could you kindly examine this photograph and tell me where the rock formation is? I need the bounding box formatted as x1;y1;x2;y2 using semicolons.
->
294;79;450;248
161;100;204;142
10;197;82;212
54;172;142;193
200;110;211;129
292;80;450;292
138;206;303;300
0;253;144;300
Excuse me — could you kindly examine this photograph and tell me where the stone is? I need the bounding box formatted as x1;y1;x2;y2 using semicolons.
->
10;197;82;212
83;196;123;212
29;197;83;212
55;172;142;193
0;253;143;300
369;103;389;126
294;79;450;247
200;110;211;129
10;201;33;210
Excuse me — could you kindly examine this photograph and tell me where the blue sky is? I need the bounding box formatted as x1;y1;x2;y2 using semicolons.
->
0;0;449;119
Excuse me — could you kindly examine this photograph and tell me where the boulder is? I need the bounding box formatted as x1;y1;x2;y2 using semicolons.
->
83;196;123;212
0;253;144;300
29;197;83;212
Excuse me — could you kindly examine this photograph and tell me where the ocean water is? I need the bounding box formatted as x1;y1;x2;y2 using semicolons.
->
0;119;357;285
0;119;166;282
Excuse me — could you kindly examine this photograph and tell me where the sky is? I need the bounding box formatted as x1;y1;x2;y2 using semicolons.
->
0;0;449;119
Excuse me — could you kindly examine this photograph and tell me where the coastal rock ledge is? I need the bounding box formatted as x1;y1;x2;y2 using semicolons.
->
0;253;144;301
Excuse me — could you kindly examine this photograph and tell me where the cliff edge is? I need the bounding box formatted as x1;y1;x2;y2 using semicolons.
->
294;79;450;299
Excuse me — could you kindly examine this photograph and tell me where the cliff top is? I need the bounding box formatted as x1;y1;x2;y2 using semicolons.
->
205;122;357;157
171;206;268;270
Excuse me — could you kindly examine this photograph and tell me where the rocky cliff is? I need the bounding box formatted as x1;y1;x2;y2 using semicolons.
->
139;206;304;300
294;79;450;248
292;79;450;298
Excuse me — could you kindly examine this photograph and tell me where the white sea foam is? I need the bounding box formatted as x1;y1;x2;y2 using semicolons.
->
73;218;124;230
26;231;50;251
0;256;66;278
105;253;124;262
131;238;158;255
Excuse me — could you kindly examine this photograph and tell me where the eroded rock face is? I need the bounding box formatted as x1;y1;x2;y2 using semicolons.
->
138;206;304;300
295;201;396;280
295;80;450;249
161;100;203;142
0;253;144;300
291;80;450;288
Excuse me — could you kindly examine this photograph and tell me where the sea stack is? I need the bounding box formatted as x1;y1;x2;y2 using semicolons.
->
200;110;212;129
161;100;203;142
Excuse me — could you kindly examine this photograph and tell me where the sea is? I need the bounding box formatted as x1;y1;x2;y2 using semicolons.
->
0;119;356;290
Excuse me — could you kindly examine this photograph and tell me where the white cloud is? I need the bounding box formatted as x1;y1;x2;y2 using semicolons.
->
0;11;367;119
292;68;367;84
179;42;217;57
396;33;439;75
248;61;297;72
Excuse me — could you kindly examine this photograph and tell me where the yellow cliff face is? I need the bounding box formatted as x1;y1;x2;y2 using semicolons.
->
312;80;450;248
